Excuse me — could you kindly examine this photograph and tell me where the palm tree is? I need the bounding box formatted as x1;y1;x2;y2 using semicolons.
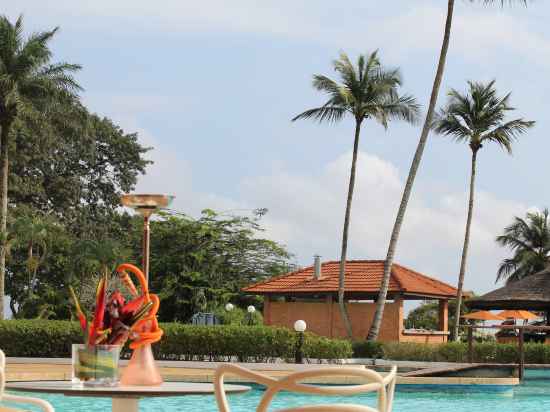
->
432;80;534;340
0;15;81;318
368;0;528;341
496;209;550;283
292;51;420;338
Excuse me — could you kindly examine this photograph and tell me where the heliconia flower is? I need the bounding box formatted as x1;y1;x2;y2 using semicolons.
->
119;270;139;297
88;274;108;345
69;286;88;334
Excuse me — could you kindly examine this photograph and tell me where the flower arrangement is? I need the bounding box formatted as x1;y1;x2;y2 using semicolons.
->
69;263;163;385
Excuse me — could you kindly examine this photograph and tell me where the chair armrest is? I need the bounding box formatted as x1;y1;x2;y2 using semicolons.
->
2;394;55;412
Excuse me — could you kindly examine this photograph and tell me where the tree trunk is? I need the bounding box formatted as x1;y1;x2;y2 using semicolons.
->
338;119;362;339
452;149;478;341
367;0;455;341
0;121;11;320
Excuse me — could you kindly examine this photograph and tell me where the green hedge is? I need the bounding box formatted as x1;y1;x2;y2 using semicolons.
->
361;341;550;364
0;320;352;362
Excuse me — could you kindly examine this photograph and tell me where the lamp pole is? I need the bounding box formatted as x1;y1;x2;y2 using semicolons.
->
247;305;256;326
294;320;307;364
120;194;174;284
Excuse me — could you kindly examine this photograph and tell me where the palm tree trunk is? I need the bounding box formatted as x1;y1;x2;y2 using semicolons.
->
0;120;11;320
367;0;455;341
452;149;478;341
338;119;362;339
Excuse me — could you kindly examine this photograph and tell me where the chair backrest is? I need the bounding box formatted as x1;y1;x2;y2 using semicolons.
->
0;350;6;397
214;364;397;412
0;349;55;412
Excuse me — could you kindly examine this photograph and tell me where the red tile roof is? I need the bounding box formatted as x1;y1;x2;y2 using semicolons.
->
243;260;457;299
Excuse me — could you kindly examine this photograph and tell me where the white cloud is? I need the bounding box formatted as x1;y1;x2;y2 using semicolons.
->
133;145;528;295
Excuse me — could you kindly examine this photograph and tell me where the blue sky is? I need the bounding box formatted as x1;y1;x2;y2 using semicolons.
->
5;1;550;298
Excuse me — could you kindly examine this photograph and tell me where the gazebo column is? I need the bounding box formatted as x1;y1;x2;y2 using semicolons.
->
439;299;449;334
263;295;272;325
326;294;334;338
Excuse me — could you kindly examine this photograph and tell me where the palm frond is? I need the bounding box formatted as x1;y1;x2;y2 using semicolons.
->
291;106;347;124
433;80;533;153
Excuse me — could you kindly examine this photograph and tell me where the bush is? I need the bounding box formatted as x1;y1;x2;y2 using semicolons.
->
352;341;384;359
360;341;550;364
0;320;351;362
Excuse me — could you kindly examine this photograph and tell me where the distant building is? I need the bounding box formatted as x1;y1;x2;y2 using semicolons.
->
243;259;457;343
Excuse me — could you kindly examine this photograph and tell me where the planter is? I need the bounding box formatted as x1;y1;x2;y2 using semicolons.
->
72;344;120;387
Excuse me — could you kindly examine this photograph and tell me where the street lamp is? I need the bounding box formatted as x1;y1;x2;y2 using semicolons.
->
120;194;174;284
247;305;256;326
294;320;307;364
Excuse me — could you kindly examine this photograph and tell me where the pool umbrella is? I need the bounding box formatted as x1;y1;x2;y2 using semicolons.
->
462;310;505;321
497;310;539;320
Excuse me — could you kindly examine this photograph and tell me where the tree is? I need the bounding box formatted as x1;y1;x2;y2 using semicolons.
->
10;101;149;237
0;15;81;318
5;206;69;318
368;0;528;341
496;209;550;283
405;299;474;330
127;210;294;322
292;51;419;338
432;80;534;340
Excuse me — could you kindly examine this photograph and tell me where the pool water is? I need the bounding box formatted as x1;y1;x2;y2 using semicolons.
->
4;369;550;412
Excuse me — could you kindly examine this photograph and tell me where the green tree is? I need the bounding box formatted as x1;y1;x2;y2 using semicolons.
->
5;207;69;318
0;15;81;318
432;80;534;340
369;0;529;341
496;209;550;283
292;51;420;338
10;101;149;237
135;210;294;322
405;300;474;330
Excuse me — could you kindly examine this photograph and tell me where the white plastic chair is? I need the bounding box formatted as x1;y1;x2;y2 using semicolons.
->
0;350;55;412
214;364;397;412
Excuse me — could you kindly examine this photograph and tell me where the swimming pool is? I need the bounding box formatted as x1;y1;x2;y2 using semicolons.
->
4;369;550;412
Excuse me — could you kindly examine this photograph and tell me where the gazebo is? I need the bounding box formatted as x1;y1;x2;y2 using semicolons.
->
243;259;457;342
467;268;550;313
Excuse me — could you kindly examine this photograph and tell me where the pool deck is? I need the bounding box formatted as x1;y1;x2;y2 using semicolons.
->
4;358;520;386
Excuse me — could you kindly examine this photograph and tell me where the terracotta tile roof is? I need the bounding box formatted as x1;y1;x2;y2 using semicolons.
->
243;260;457;299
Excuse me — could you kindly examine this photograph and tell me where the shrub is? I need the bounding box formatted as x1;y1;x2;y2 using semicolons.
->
360;341;550;364
0;320;351;362
352;341;384;359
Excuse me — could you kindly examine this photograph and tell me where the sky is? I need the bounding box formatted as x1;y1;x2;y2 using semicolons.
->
4;1;550;303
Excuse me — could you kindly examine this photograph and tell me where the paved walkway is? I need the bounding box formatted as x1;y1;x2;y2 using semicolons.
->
4;358;519;386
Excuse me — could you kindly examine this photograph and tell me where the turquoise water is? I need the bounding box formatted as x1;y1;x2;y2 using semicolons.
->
4;369;550;411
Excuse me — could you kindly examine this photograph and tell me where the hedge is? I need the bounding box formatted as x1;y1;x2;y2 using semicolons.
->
353;341;550;364
0;320;352;362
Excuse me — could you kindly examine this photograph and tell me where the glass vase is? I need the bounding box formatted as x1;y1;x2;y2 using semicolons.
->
72;344;120;387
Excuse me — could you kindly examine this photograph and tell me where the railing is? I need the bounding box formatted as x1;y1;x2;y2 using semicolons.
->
461;324;550;380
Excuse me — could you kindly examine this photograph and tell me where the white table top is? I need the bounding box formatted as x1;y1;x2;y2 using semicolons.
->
6;380;250;398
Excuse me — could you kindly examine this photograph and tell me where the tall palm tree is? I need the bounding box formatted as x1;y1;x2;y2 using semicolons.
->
432;80;534;340
292;51;420;338
368;0;528;341
496;209;550;283
0;15;81;318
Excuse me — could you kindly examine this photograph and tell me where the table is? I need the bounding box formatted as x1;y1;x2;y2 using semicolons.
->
6;381;250;412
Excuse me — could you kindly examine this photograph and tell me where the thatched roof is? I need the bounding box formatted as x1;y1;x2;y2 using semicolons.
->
467;268;550;310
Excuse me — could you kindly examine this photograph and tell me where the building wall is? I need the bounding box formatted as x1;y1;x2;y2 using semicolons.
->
265;297;403;342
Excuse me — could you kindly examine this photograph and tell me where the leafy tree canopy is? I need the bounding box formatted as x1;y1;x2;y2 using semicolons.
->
496;208;550;283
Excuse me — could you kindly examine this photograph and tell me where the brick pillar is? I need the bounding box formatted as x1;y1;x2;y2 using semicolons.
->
439;299;449;335
263;295;271;325
396;296;404;342
326;294;333;338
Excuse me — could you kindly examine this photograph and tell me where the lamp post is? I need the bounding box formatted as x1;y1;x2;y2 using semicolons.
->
120;194;174;284
294;320;307;364
247;305;256;326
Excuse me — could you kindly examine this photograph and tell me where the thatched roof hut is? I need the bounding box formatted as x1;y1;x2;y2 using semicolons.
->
467;268;550;310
